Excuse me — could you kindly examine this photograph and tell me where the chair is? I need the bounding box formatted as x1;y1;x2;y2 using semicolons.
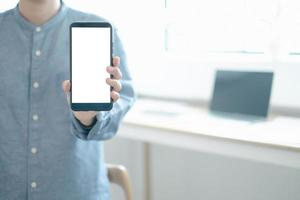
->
107;164;133;200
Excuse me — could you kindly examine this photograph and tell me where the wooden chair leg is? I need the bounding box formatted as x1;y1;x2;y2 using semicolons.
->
107;164;133;200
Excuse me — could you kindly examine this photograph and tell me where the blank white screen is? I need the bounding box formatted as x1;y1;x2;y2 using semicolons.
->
72;27;111;103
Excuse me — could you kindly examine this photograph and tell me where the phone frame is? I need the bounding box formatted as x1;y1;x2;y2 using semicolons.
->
70;22;113;111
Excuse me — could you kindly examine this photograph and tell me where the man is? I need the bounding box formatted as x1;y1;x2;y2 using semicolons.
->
0;0;135;199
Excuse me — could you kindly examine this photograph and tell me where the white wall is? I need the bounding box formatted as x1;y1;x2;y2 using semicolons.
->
134;59;300;109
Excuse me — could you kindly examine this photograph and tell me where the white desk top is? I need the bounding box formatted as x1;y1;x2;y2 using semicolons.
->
123;99;300;150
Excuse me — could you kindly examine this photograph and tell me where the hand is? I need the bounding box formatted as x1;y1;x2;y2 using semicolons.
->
62;56;123;126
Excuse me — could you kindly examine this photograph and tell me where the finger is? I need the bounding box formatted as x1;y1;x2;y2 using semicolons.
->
106;78;122;92
113;56;120;66
62;80;71;93
106;66;122;80
111;91;120;102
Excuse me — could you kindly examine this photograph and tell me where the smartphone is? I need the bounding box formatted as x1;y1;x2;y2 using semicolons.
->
70;22;113;111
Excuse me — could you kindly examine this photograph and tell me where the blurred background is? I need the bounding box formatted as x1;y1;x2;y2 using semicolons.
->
2;1;300;200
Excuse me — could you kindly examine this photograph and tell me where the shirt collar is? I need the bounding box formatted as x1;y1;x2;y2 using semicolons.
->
13;0;68;32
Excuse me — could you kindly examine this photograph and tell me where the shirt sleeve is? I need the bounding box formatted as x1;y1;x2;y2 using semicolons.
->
0;13;4;25
70;26;136;141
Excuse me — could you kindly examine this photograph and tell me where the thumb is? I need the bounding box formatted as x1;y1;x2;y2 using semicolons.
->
62;80;71;93
62;80;71;104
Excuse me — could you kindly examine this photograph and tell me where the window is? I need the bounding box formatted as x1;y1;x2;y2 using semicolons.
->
165;0;300;60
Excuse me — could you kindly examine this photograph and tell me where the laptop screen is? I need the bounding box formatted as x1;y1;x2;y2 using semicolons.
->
210;70;274;118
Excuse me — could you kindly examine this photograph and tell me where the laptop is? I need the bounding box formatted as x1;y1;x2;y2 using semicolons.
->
210;70;274;122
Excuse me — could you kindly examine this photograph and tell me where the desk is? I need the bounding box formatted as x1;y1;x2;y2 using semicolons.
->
107;99;300;200
119;99;300;167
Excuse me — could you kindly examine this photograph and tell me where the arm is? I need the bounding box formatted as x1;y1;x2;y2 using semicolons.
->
65;27;136;141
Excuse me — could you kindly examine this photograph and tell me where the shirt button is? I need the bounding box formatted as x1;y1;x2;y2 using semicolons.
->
35;50;41;57
32;114;39;121
33;82;39;88
31;148;37;154
36;27;42;32
31;182;37;188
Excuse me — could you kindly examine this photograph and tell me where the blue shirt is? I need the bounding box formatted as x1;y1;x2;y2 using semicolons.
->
0;2;135;200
